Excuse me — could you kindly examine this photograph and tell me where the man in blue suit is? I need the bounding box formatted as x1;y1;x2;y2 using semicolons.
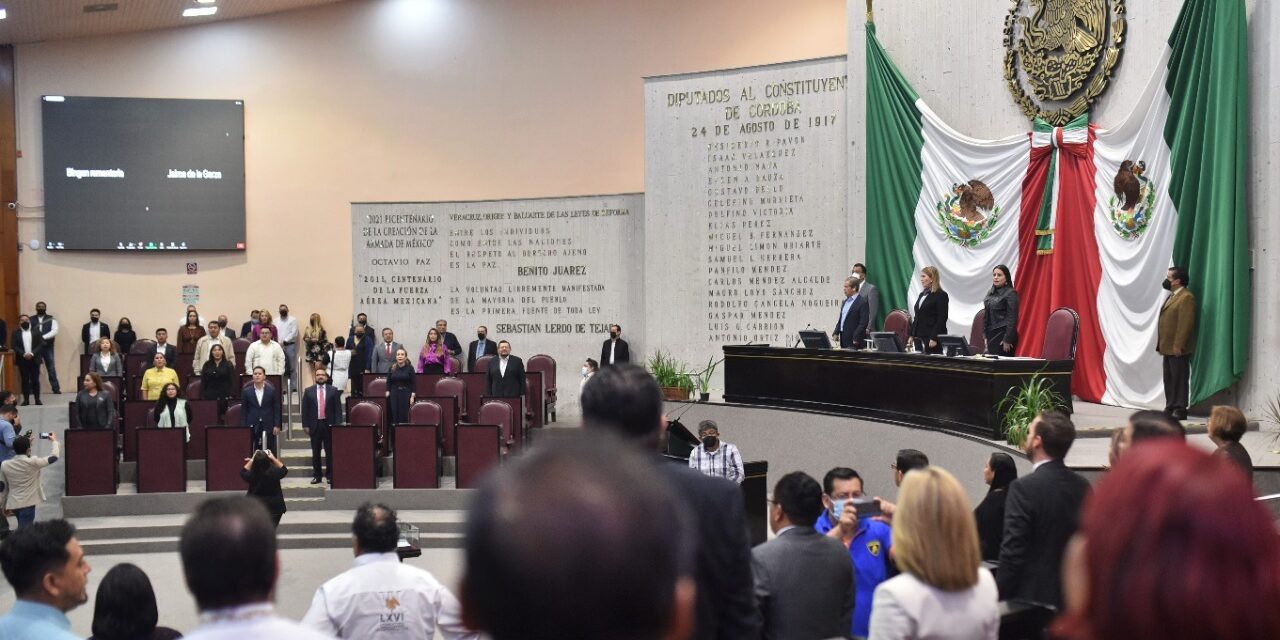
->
832;277;870;349
241;366;281;453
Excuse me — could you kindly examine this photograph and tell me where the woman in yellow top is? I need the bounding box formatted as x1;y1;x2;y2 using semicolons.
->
140;352;180;400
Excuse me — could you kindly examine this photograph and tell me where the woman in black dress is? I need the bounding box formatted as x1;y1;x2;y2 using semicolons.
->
973;451;1018;561
200;343;236;416
386;348;416;434
113;318;137;354
910;266;950;353
241;449;287;528
75;372;117;429
983;264;1020;355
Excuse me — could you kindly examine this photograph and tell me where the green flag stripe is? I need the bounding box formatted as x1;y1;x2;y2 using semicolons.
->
864;22;924;328
1163;0;1250;403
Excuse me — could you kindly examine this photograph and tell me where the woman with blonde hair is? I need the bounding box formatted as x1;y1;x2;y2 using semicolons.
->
303;312;330;365
869;466;998;639
910;266;950;353
253;308;276;341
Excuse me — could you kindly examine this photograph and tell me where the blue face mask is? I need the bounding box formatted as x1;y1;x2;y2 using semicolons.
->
830;498;845;519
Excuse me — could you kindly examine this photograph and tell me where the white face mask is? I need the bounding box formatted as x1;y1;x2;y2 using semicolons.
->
581;366;590;377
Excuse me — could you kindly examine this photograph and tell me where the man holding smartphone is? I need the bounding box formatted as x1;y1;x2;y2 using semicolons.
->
1;432;60;529
813;466;894;639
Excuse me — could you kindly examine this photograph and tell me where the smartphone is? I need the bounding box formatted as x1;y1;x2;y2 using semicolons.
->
853;497;882;519
39;432;54;440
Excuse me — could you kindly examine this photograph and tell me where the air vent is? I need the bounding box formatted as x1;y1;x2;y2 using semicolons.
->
83;3;120;13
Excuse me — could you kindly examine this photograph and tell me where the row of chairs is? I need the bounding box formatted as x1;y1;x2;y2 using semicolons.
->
82;341;560;421
880;307;1080;359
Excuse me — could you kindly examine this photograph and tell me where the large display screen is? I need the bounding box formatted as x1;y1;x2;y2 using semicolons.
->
41;96;246;251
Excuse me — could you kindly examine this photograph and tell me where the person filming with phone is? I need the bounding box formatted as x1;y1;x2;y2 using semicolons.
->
812;466;894;639
0;431;60;529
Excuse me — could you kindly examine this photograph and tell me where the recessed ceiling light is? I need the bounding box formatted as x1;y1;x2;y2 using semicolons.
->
195;0;216;4
0;9;8;20
182;6;217;17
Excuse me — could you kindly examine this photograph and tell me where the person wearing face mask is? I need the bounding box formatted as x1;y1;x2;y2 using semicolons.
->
467;326;498;372
217;314;237;340
687;420;743;484
1157;266;1196;420
80;308;108;354
599;324;630;367
982;265;1020;355
275;304;299;393
241;309;261;340
113;317;137;354
813;466;894;639
10;315;47;406
347;327;370;397
579;358;598;390
31;302;61;395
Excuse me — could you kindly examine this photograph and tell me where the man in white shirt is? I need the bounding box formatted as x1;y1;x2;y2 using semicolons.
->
245;327;287;376
10;315;47;406
194;321;236;371
303;504;476;639
276;304;300;392
180;497;332;640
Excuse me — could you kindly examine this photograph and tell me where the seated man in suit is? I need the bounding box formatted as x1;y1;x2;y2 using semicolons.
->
242;366;282;453
301;366;341;484
485;341;525;397
753;471;853;640
466;326;497;372
832;277;870;350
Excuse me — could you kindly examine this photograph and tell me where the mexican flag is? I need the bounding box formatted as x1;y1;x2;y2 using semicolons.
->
863;0;1249;407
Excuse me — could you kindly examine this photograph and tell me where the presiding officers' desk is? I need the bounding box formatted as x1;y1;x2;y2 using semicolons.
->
723;345;1073;439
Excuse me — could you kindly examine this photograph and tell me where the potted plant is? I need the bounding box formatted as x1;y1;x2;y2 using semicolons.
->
998;372;1067;447
692;356;720;402
647;350;694;402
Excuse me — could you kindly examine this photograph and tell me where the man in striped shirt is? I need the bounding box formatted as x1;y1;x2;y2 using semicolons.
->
688;420;744;484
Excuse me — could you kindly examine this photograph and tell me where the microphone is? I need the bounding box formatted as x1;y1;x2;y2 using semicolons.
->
793;324;812;348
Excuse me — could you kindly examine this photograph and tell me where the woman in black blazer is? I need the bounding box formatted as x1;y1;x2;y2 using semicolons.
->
974;451;1018;561
983;264;1020;355
911;266;950;353
241;449;288;528
75;372;117;429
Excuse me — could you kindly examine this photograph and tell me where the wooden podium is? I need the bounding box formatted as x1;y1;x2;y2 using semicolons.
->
332;424;378;489
136;428;187;493
393;424;440;489
122;400;154;461
64;429;117;496
185;399;220;459
205;426;252;492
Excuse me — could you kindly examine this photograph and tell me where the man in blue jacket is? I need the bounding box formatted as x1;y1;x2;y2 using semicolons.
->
814;466;893;638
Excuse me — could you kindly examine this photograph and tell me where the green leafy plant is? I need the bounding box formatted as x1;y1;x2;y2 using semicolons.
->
692;356;720;398
998;372;1067;447
647;350;694;392
1261;392;1280;454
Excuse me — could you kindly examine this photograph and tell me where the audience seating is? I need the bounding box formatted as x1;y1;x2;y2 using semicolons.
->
224;402;243;426
122;400;154;461
205;426;252;491
63;429;117;496
448;355;463;374
347;399;386;455
435;377;468;422
481;396;522;453
136;427;187;493
413;394;457;456
365;376;387;397
883;309;911;349
1041;306;1080;360
186;378;203;399
525;371;545;430
970;309;987;355
185;399;220;460
455;422;502;489
473;354;495;373
331;424;378;489
129;339;156;355
526;354;556;421
232;338;251;374
394;410;442;489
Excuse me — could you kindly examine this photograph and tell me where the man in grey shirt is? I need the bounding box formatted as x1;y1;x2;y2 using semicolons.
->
753;471;854;640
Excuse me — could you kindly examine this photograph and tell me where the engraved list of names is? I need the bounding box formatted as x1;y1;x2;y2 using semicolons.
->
644;57;848;364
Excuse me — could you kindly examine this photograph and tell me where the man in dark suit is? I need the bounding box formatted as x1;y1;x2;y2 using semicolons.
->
466;325;498;372
1157;266;1196;420
832;277;870;349
370;328;403;374
240;309;260;340
998;410;1091;608
301;366;341;484
599;324;631;367
150;328;178;367
581;364;760;640
347;325;371;396
434;319;463;357
217;315;237;340
753;471;853;640
80;308;109;353
241;366;282;453
485;340;525;397
11;315;47;405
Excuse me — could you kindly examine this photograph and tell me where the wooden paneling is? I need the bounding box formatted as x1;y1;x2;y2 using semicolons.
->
0;46;16;392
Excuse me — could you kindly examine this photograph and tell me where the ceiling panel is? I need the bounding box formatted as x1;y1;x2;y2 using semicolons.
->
0;0;349;45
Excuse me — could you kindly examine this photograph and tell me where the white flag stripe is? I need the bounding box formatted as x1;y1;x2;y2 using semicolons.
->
1094;47;1179;408
908;100;1030;344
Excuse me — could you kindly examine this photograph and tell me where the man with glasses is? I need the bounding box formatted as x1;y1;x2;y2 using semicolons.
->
813;467;894;639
